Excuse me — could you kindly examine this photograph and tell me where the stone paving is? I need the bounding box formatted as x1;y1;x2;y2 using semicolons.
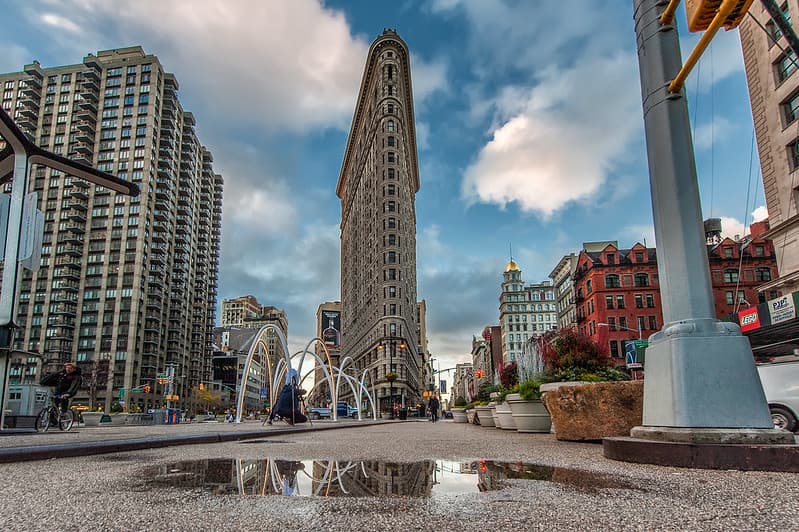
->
0;419;797;531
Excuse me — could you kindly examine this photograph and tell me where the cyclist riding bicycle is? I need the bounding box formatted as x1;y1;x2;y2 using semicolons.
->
51;362;82;414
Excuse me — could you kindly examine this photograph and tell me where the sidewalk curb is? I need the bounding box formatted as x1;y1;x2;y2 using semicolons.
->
0;421;394;463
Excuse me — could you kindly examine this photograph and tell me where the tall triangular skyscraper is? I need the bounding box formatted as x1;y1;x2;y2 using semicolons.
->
336;29;421;409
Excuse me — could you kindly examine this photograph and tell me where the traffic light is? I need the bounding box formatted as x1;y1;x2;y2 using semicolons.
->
198;383;204;390
475;369;484;378
143;384;151;393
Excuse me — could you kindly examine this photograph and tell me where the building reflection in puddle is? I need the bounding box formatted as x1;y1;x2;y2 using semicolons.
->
141;458;641;498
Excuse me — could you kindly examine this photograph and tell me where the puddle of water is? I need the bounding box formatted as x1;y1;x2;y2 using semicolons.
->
138;458;643;498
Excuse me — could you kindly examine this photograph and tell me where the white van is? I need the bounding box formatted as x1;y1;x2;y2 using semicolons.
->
756;358;799;432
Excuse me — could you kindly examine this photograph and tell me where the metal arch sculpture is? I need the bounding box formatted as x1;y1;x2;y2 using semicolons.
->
236;324;293;423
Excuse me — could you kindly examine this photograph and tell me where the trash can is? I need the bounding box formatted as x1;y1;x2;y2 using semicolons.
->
398;408;408;420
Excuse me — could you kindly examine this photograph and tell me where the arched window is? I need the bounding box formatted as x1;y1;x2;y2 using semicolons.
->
387;120;395;132
634;273;649;287
605;274;621;288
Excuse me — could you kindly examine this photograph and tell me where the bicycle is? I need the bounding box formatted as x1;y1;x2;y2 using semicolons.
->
35;394;75;432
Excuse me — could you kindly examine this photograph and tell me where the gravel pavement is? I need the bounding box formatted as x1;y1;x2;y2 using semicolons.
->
0;419;797;531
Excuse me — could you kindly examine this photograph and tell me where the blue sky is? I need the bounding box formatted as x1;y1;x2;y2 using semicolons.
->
2;0;768;373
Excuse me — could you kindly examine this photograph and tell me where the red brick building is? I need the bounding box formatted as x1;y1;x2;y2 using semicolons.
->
574;243;661;362
572;222;779;365
707;220;780;318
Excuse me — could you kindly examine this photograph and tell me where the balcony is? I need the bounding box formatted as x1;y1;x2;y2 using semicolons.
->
78;99;97;113
75;120;95;133
61;244;84;256
75;130;94;144
82;76;99;92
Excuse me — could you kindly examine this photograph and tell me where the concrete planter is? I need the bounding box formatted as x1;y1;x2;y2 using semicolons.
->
466;408;477;424
506;393;551;433
451;408;468;423
494;401;516;430
542;380;643;441
474;405;496;427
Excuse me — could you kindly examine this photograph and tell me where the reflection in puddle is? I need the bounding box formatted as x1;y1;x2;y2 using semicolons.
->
139;459;643;498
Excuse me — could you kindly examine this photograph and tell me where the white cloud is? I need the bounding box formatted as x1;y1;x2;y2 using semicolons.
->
461;53;642;217
23;0;370;133
720;216;747;239
39;13;80;33
682;29;744;91
415;121;430;151
752;205;768;222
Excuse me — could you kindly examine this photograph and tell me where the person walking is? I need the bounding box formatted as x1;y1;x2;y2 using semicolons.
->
428;395;440;423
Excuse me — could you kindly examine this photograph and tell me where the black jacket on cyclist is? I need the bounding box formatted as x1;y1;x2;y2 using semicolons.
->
54;367;82;397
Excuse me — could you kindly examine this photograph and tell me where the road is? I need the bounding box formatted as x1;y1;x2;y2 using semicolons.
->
0;420;797;531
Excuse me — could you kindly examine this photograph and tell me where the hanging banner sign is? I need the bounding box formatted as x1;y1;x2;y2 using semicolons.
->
768;294;796;325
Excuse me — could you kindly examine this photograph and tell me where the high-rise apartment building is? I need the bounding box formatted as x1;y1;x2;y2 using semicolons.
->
740;5;798;295
337;30;422;409
0;47;223;412
499;261;557;364
549;253;578;330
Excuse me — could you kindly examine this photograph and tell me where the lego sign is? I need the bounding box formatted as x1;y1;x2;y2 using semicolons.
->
738;307;761;332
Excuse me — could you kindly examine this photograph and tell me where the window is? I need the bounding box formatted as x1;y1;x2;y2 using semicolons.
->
606;254;616;264
723;269;739;283
646;294;655;308
605;296;614;309
387;152;395;163
648;316;657;330
784;91;799;125
387;120;395;132
637;316;645;332
635;294;643;308
634;273;649;287
607;316;616;330
766;3;791;44
586;280;592;293
387;136;395;147
724;247;733;258
725;291;734;305
609;340;620;358
777;49;797;82
387;168;395;179
616;295;625;309
756;267;772;281
605;274;620;288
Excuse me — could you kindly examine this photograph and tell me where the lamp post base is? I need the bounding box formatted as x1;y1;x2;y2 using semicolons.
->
642;320;773;429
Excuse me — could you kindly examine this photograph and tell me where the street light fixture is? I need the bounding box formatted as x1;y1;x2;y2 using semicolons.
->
597;322;642;339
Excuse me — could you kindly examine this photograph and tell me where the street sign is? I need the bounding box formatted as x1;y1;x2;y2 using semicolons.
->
130;386;144;393
19;192;43;272
118;388;125;398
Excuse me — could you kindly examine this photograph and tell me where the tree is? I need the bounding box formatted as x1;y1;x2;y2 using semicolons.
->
499;361;518;388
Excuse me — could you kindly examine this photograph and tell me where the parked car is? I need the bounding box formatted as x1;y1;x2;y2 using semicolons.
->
756;358;799;432
306;402;359;420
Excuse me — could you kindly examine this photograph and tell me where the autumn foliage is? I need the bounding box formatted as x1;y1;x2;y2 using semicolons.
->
540;328;611;372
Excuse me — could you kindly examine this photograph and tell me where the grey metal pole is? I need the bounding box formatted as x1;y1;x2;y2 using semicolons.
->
632;0;773;432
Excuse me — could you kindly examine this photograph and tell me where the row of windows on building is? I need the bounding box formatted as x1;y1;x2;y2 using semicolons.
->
506;313;557;323
504;303;556;312
503;291;555;301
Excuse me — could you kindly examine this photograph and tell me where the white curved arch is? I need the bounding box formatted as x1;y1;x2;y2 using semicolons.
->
236;324;292;423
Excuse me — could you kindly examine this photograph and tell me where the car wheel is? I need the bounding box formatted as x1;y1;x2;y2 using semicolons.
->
770;406;798;432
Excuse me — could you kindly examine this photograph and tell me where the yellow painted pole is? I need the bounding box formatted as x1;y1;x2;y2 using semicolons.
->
668;0;738;93
660;0;682;25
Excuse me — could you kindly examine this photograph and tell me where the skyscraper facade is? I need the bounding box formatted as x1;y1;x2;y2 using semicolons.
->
739;6;798;295
336;30;422;409
0;46;223;412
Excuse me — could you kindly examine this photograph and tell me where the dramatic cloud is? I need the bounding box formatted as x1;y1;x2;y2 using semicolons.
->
461;53;642;217
752;205;769;222
21;0;370;132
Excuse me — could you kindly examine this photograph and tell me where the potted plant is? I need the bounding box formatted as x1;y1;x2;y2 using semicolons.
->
474;400;496;427
506;379;552;433
451;396;468;423
494;385;518;430
537;329;642;441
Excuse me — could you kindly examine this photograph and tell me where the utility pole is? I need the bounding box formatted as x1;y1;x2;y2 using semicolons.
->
630;0;785;442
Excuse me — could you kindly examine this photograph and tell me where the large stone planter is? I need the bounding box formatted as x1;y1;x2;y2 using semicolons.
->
466;408;477;424
451;408;468;423
494;401;516;430
506;393;551;433
474;405;496;427
542;380;643;441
